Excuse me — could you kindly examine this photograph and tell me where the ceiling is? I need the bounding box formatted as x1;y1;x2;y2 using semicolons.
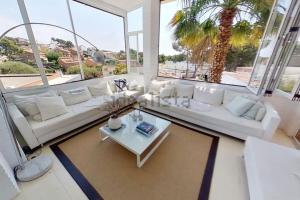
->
90;0;143;12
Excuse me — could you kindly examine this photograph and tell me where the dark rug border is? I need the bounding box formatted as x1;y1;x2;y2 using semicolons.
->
50;108;219;200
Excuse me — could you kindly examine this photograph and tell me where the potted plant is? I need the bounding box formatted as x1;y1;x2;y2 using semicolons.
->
103;98;122;130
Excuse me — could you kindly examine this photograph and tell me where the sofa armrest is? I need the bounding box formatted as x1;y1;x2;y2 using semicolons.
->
261;102;281;140
7;104;40;149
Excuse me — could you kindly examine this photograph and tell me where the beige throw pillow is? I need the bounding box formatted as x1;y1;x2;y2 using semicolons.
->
14;91;57;116
36;96;68;121
59;87;92;106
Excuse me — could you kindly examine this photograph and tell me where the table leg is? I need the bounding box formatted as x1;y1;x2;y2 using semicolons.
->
100;130;109;141
136;131;170;168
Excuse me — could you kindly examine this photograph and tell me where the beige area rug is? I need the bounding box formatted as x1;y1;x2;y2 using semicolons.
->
50;111;219;200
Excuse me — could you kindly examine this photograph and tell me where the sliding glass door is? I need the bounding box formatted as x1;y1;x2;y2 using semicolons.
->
248;0;293;94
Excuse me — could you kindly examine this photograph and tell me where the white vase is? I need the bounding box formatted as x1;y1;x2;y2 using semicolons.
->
108;116;122;130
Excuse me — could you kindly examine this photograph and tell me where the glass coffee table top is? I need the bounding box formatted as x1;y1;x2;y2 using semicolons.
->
99;110;171;155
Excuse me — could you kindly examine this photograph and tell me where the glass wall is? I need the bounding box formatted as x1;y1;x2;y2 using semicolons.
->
25;0;82;85
0;0;127;91
0;0;43;90
278;36;300;93
249;0;292;92
70;0;127;77
128;7;143;74
159;0;275;86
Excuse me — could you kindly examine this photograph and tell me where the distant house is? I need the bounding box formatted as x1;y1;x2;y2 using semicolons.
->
58;57;80;69
19;48;48;64
85;58;97;67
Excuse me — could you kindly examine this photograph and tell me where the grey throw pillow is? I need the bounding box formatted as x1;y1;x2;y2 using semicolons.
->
243;102;264;120
225;96;255;116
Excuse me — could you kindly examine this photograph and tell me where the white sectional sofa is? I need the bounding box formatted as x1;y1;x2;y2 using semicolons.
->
244;137;300;200
139;81;281;140
7;80;143;149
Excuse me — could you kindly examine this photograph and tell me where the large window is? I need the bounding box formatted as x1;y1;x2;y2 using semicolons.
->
159;0;275;86
0;0;127;92
128;7;143;74
0;0;43;90
25;0;83;85
70;0;127;77
248;0;292;93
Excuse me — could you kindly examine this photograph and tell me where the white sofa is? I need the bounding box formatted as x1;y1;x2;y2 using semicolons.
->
139;82;280;140
244;137;300;200
7;82;143;149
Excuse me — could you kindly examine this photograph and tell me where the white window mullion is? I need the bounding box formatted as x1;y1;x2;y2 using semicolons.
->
66;0;85;80
17;0;49;87
124;14;131;73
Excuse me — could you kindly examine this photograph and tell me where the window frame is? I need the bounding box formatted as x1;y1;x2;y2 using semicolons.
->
0;0;128;93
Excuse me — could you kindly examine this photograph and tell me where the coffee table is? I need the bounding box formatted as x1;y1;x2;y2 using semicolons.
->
99;110;171;168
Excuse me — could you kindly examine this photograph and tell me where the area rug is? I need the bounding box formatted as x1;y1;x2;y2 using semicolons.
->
50;112;219;200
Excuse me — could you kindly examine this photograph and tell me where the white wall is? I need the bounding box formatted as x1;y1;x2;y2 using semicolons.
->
265;92;300;136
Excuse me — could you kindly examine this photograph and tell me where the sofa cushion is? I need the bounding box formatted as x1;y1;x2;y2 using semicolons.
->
107;81;117;95
223;90;260;105
159;85;175;98
243;101;264;120
88;84;109;97
36;96;68;121
225;96;255;116
193;85;224;105
128;80;138;91
28;96;110;138
245;137;300;200
175;84;194;98
148;80;169;95
59;86;92;106
168;99;264;137
255;106;266;121
14;91;57;116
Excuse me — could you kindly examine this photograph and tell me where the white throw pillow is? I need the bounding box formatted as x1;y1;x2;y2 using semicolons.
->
14;91;57;116
255;106;266;121
175;84;194;98
159;85;175;98
32;114;42;121
223;90;260;105
128;80;138;91
106;81;117;95
59;87;92;106
36;96;68;121
225;96;255;116
88;84;109;97
148;80;169;95
193;86;224;105
243;101;264;120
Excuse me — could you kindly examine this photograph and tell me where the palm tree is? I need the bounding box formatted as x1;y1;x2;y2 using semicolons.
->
170;0;273;83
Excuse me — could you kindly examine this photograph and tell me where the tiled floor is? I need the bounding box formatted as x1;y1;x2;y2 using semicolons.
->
14;129;295;200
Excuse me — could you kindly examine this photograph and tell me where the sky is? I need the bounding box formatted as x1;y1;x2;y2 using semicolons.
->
0;0;184;55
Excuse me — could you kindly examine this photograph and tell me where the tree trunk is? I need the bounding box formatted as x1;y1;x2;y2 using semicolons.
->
209;8;236;83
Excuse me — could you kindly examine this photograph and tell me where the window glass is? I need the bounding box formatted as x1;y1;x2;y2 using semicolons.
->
159;0;275;86
25;0;83;85
70;0;127;77
129;33;143;74
0;0;43;90
249;0;292;91
128;7;143;32
278;39;300;93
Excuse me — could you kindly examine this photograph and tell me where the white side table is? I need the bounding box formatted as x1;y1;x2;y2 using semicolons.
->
0;152;20;200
